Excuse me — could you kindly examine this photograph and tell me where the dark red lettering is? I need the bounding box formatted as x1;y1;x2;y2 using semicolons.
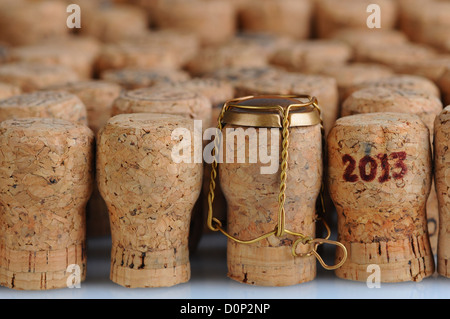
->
342;154;358;182
377;153;390;183
359;155;377;182
390;152;407;180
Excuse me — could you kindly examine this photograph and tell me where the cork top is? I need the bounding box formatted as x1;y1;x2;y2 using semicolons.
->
0;117;92;136
334;112;426;131
343;87;443;119
347;75;441;98
112;87;212;120
0;90;82;109
320;63;393;88
101;68;190;89
105;113;194;131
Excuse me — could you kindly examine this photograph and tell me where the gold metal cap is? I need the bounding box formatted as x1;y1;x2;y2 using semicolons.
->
221;94;321;128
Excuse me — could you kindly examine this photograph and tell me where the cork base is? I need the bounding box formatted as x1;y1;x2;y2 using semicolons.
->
0;243;86;290
335;235;434;282
227;241;316;286
110;263;190;288
110;244;190;288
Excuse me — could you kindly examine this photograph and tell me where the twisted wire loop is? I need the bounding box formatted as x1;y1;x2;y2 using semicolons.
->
206;94;347;270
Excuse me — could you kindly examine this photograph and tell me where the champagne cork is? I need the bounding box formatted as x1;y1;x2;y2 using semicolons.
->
205;66;285;89
331;29;408;60
217;96;323;286
0;83;21;100
409;56;450;84
356;43;438;74
239;0;313;39
153;0;236;46
318;63;394;104
185;42;269;77
112;87;212;124
44;80;122;134
315;0;398;38
0;63;79;93
0;90;88;126
95;42;181;74
234;72;339;135
0;0;69;46
0;117;94;290
80;4;149;43
101;68;191;90
345;75;441;102
125;31;200;69
9;38;101;80
440;69;450;106
152;78;235;231
270;40;352;74
328;113;435;282
97;113;203;287
435;105;450;277
341;87;443;254
112;87;212;250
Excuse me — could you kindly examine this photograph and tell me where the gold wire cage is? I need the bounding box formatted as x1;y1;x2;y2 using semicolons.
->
206;94;347;271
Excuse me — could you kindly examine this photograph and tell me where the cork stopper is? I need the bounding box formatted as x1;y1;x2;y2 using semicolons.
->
341;87;443;133
101;68;191;90
239;0;313;39
0;63;80;93
315;0;398;38
0;90;88;126
97;113;203;287
0;0;69;46
185;42;269;77
9;40;99;80
270;40;352;74
152;0;236;46
328;112;435;282
0;117;94;290
111;87;212;124
356;43;437;74
435;105;450;278
95;42;181;74
219;96;322;286
0;82;21;100
234;72;338;135
318;63;394;102
44;80;122;134
80;4;149;43
345;75;441;101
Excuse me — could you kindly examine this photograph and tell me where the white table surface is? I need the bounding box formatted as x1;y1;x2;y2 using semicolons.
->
0;232;448;300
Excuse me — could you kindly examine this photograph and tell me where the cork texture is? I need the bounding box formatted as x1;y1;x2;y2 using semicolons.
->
0;63;79;93
328;113;434;282
112;87;212;124
97;113;203;287
0;0;69;46
0;117;94;290
101;68;190;90
0;90;88;126
234;72;339;135
319;63;394;103
435;106;450;278
221;123;322;286
345;75;441;101
153;0;236;46
185;43;269;77
0;82;21;100
315;0;398;38
341;87;443;253
270;40;352;74
239;0;313;39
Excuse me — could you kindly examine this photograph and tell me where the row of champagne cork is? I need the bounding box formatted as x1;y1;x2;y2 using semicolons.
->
0;92;448;289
